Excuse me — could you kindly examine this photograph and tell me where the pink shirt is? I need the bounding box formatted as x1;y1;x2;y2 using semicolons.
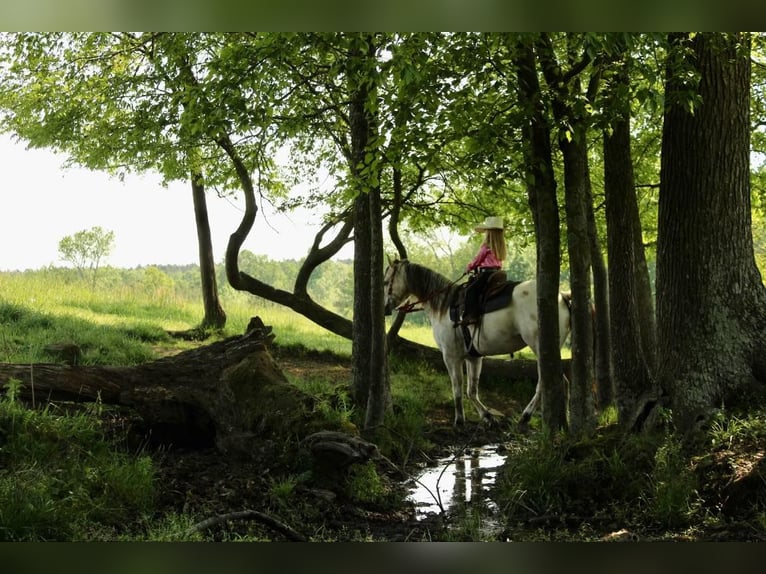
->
466;244;502;272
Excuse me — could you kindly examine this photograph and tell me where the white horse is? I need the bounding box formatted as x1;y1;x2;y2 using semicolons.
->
383;258;572;427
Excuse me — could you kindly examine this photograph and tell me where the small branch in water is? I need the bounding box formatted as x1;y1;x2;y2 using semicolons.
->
432;423;483;515
187;509;307;542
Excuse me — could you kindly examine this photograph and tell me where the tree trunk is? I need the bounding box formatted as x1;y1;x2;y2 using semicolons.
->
585;173;612;410
191;169;227;330
536;33;597;435
560;130;597;436
657;32;766;432
0;321;325;454
603;54;657;428
365;179;391;429
348;34;390;430
293;213;354;300
513;36;567;432
385;166;410;351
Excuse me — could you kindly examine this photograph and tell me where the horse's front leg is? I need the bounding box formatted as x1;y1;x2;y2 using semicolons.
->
466;357;500;424
444;358;466;426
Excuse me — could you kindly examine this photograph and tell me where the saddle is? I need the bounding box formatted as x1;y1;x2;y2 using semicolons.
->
449;271;520;324
449;272;522;357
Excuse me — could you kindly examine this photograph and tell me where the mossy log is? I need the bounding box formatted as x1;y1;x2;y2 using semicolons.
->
0;318;323;454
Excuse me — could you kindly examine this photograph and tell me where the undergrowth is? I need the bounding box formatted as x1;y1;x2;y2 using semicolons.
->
0;379;155;541
495;407;766;541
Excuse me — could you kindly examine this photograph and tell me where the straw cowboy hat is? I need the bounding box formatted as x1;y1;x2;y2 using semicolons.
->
474;216;504;232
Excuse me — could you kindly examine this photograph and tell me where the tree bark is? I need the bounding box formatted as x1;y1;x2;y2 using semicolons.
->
585;173;612;410
293;213;354;300
537;33;597;435
191;169;227;330
560;130;597;436
347;34;391;430
657;32;766;432
603;51;657;428
385;166;410;351
0;321;321;454
513;35;567;432
365;178;391;429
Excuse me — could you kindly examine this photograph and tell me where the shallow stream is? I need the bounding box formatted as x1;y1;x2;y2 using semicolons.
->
406;444;506;519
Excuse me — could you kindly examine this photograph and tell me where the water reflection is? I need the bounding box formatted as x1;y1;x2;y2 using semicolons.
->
407;444;506;519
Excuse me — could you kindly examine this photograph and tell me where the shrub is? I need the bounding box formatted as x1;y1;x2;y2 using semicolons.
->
345;461;387;504
495;426;700;532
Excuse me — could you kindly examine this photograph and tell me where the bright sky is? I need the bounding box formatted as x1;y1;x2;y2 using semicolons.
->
0;134;351;271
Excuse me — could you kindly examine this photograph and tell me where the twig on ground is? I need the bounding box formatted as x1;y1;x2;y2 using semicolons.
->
187;509;307;542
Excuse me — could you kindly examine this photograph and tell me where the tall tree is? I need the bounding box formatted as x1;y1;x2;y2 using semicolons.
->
190;168;226;329
347;34;390;429
601;40;657;428
512;34;567;432
657;32;766;432
536;33;598;435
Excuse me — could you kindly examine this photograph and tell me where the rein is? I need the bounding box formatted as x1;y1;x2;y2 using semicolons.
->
396;299;426;314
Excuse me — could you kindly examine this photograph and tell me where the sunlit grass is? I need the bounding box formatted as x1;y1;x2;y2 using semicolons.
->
1;270;354;360
0;270;195;330
0;268;571;366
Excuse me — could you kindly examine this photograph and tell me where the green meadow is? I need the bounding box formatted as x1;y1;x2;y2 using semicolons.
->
0;265;443;366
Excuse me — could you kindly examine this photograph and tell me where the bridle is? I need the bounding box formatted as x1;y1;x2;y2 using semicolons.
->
386;260;467;314
386;260;417;313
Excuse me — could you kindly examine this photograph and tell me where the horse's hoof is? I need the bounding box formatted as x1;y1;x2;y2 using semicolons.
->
517;415;531;434
482;413;499;428
480;408;506;428
454;417;465;427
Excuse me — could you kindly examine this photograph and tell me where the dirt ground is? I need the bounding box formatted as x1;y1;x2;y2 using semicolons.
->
144;345;519;542
142;345;766;542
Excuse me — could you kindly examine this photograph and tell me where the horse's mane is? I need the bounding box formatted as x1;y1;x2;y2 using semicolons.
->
404;261;459;315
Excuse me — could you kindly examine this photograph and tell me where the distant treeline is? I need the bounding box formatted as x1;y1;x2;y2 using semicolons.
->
5;241;541;323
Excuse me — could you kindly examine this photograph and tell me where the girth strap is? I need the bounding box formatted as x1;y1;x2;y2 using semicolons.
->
460;324;483;358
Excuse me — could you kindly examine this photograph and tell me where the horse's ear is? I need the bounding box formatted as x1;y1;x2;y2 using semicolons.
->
387;253;394;266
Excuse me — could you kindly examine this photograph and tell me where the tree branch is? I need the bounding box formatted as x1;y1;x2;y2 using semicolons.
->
294;209;354;298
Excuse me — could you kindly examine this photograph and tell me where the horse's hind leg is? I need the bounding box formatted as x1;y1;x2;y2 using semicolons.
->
519;336;541;432
466;358;499;424
519;375;541;432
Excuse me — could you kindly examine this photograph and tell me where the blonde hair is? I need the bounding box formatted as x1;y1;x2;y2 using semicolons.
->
485;229;507;263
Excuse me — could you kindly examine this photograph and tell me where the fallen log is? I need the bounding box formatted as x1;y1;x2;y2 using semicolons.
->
0;319;317;454
0;318;561;455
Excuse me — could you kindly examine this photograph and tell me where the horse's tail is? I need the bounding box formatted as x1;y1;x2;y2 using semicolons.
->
560;291;597;367
561;291;573;328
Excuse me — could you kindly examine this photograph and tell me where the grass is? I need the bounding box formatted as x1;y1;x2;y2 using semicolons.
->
3;267;764;541
0;268;454;540
0;268;355;363
0;267;552;364
0;380;155;541
493;408;766;541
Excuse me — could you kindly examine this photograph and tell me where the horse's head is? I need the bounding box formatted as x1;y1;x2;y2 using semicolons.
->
383;257;410;315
